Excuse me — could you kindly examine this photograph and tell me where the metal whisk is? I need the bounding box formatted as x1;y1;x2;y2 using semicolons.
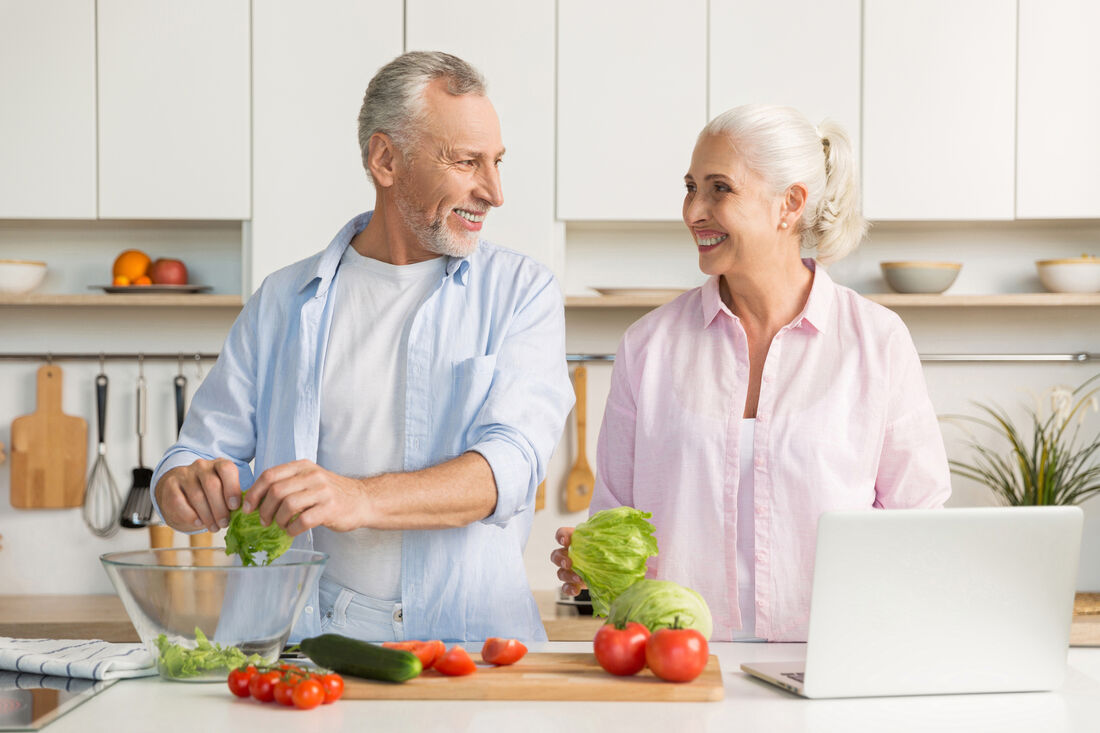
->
83;364;122;537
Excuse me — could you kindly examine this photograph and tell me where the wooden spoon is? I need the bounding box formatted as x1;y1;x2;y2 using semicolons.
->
565;365;595;512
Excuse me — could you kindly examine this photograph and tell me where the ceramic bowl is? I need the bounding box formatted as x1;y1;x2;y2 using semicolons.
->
1036;256;1100;293
0;259;47;294
101;547;327;681
880;261;962;294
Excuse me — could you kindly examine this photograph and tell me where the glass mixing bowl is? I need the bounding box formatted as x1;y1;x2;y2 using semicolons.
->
101;547;327;682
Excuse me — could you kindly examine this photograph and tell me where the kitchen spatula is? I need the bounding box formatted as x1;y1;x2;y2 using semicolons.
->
565;365;595;513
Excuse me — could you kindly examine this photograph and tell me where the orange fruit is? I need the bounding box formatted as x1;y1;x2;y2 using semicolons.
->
134;275;152;286
112;275;131;286
113;249;151;281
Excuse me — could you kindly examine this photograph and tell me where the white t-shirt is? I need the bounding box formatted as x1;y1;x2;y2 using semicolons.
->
312;246;447;601
732;418;765;641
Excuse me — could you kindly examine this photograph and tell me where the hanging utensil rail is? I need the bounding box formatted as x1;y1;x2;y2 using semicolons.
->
0;351;1096;364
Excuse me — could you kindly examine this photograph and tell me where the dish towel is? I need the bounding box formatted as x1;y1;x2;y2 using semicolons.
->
0;637;157;680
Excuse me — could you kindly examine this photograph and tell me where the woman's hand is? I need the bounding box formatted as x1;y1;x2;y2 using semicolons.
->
550;526;587;596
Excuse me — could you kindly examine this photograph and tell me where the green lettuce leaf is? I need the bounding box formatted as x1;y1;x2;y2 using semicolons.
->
567;506;658;617
607;579;714;640
224;502;293;567
154;627;262;678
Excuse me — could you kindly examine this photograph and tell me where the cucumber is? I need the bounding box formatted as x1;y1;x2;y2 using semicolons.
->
300;633;423;683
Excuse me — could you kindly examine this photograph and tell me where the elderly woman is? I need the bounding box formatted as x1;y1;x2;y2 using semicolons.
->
551;104;951;642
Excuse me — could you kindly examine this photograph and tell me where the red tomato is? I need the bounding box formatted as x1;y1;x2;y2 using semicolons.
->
249;670;281;702
593;622;651;676
434;645;477;676
226;666;255;698
480;638;527;666
320;673;344;704
273;678;297;706
291;678;325;710
383;640;446;670
645;627;709;682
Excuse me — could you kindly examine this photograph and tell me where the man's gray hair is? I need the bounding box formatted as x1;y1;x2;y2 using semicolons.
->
358;51;487;182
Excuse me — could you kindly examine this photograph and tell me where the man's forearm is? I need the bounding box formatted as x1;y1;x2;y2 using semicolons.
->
360;451;498;530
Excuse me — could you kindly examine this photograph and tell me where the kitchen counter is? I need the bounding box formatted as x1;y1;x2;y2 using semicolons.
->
3;592;1098;644
31;642;1100;733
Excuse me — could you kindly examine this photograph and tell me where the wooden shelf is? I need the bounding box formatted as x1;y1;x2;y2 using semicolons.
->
0;293;243;307
565;292;1100;309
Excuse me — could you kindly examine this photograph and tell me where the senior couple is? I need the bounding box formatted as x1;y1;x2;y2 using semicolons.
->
152;52;950;644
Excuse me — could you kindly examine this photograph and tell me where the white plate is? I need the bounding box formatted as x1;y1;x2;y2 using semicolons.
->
592;287;684;298
91;284;213;294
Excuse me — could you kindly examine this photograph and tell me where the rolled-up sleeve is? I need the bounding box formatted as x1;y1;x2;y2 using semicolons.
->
468;274;574;526
874;326;952;509
150;291;262;521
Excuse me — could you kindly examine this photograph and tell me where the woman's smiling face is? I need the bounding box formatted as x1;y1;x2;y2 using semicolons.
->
682;133;787;277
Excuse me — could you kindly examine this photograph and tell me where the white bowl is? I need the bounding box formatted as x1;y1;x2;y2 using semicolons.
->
1036;256;1100;293
0;259;47;294
880;261;962;294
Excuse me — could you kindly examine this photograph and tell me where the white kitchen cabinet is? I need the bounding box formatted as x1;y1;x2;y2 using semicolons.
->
709;0;860;149
862;0;1016;220
1016;0;1100;219
97;0;250;220
0;0;96;219
406;0;563;276
249;0;402;292
557;0;707;221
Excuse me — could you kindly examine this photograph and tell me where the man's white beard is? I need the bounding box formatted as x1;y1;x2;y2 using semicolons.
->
395;186;479;259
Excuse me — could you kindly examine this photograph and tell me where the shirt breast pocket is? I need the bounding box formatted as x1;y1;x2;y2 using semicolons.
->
446;354;499;445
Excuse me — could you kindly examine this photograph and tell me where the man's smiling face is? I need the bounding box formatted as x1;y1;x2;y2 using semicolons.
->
393;78;505;259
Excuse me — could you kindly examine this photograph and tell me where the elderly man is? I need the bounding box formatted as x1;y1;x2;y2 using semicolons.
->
152;52;573;642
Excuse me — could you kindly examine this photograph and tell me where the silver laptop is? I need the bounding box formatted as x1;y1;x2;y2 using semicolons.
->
741;506;1082;698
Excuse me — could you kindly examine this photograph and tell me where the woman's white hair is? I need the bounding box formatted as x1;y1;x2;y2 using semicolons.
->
701;104;868;264
357;51;486;182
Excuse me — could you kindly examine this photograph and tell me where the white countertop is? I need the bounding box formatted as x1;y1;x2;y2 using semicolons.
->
44;642;1100;733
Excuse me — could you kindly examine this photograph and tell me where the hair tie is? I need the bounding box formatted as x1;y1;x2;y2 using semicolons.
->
821;135;832;176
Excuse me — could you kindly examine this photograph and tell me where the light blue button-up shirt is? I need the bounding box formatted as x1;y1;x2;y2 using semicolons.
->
152;211;574;642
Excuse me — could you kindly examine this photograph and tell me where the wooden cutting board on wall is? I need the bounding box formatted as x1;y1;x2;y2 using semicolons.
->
341;652;723;701
10;365;87;508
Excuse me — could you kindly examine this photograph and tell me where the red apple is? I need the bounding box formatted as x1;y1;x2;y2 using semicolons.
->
149;258;188;285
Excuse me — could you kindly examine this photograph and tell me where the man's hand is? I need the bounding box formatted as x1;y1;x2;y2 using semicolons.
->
155;458;242;533
243;459;369;537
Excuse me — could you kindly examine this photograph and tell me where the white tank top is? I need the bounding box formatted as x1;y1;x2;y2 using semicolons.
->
313;246;446;601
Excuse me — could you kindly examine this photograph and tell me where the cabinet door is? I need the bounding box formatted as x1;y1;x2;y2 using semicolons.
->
709;0;860;150
250;0;402;292
862;0;1015;220
97;0;250;220
406;0;562;276
0;0;96;219
1017;0;1100;219
557;0;707;221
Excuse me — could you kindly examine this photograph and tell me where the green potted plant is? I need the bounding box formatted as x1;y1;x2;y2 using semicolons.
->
944;374;1100;505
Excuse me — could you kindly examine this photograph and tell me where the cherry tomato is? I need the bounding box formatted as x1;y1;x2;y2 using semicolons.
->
226;665;255;698
383;640;446;669
593;622;651;676
292;678;325;710
434;645;477;676
645;627;709;682
249;669;281;702
273;678;297;706
320;673;344;704
480;638;527;666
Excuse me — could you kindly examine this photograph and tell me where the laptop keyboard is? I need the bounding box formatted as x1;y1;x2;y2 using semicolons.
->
783;672;805;683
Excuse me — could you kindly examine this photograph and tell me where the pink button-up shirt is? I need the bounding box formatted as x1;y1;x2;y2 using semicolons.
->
590;261;951;641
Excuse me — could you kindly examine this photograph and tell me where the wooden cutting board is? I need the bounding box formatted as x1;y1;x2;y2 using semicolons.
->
341;652;723;701
10;365;87;508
